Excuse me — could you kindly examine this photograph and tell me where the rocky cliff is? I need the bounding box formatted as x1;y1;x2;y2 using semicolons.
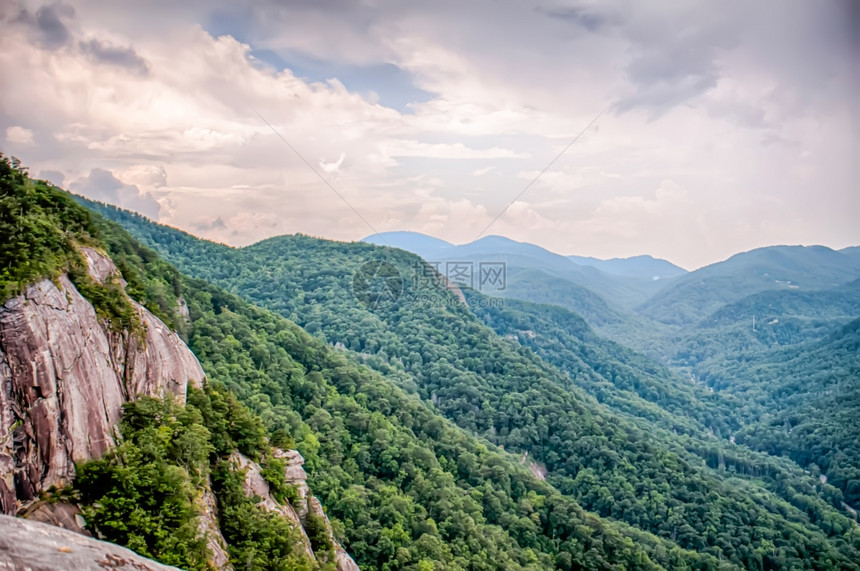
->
0;248;204;516
0;247;358;570
195;482;232;569
229;449;360;571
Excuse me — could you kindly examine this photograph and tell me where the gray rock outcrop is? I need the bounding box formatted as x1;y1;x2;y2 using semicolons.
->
278;448;311;518
0;513;180;570
0;249;204;515
228;450;316;560
195;481;231;570
307;495;360;571
230;449;360;571
277;448;359;571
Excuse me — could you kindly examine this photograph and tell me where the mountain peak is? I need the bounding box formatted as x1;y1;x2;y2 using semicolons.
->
361;231;453;255
567;253;688;280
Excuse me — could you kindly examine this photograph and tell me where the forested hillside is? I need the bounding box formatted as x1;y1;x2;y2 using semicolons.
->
3;155;720;570
636;246;860;327
90;198;860;569
462;293;745;437
697;319;860;508
651;281;860;369
0;156;321;569
464;290;860;518
98;215;696;570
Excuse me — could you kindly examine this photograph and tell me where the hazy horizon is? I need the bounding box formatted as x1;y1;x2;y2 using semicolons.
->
2;0;858;268
68;193;860;272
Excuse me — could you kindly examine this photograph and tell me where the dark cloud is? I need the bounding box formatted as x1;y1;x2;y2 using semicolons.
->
705;98;769;129
14;3;75;50
541;6;620;33
615;75;717;119
191;216;227;231
736;1;860;115
613;0;856;117
79;38;149;75
71;168;160;219
613;5;740;115
626;44;718;87
191;0;854;121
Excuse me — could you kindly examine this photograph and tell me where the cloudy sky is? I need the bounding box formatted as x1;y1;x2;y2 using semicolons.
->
1;0;857;269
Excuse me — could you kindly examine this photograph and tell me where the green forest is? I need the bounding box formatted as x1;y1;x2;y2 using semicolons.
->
87;191;860;569
75;386;319;571
2;154;859;570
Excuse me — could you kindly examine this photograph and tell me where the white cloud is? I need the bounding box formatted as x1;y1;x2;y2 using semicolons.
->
119;164;168;187
0;0;856;267
320;153;345;173
5;126;35;145
379;140;528;160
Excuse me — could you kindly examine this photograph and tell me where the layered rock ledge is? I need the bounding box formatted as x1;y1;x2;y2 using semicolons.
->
0;513;180;570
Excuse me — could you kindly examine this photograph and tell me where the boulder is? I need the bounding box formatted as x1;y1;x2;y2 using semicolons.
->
0;514;180;570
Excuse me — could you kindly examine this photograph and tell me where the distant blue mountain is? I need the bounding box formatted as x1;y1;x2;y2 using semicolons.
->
361;232;681;311
567;254;687;280
840;246;860;264
637;245;860;326
362;231;453;259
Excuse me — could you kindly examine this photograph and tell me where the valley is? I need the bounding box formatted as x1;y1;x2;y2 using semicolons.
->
2;0;856;568
1;157;858;569
86;195;860;568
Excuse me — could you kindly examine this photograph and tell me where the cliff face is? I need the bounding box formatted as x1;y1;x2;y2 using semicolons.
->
0;248;204;516
0;247;359;570
230;449;360;571
196;482;231;570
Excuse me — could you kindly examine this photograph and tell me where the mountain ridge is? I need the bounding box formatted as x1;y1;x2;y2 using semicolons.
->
5;157;858;569
91;196;860;569
636;244;860;326
364;231;687;280
363;231;676;310
567;254;688;280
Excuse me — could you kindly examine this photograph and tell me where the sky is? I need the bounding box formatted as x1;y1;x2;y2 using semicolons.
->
1;0;857;270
